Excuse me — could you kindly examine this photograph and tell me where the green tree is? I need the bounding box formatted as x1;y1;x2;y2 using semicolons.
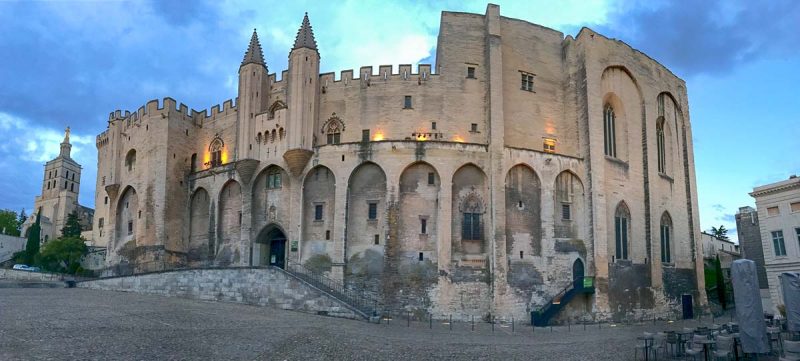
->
61;211;82;238
0;209;20;236
23;212;41;264
709;225;730;241
715;255;727;310
37;236;87;274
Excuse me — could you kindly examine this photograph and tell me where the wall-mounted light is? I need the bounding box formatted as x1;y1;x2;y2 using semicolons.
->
543;137;557;153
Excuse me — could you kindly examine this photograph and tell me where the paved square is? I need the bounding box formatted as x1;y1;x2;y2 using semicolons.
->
1;288;721;360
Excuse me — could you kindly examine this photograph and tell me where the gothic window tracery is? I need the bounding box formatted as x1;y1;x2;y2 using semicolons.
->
321;113;345;145
459;192;484;241
268;100;287;120
209;135;224;167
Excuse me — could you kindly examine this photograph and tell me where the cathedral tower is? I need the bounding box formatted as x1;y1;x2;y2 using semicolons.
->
283;13;319;175
22;127;93;243
237;29;269;160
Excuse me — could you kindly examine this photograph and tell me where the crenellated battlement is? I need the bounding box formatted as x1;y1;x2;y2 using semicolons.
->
266;64;437;91
106;97;238;128
319;64;435;87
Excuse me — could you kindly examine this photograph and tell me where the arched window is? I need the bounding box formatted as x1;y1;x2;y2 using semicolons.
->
279;128;285;140
660;212;672;263
266;168;282;189
256;132;262;144
268;100;287;120
461;193;484;241
614;202;630;260
322;113;344;145
125;149;136;172
271;129;276;143
657;118;666;173
209;135;224;167
604;105;616;157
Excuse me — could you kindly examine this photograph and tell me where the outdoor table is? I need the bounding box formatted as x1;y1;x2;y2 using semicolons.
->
697;339;716;361
637;336;654;361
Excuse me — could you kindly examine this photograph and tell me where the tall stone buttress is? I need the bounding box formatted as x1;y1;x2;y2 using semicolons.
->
283;13;319;175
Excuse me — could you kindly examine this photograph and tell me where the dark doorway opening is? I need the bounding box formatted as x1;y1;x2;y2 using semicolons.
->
258;225;287;269
573;258;584;289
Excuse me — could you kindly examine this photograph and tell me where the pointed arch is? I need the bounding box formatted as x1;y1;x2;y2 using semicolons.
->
554;170;585;240
302;166;336;258
218;180;242;262
345;162;387;258
397;161;440;260
115;185;138;246
656;92;681;175
209;135;224;167
613;201;631;261
125;149;137;172
505;164;541;257
660;211;673;263
321;113;345;145
252;165;290;234
268;100;287;119
188;187;211;261
452;163;488;262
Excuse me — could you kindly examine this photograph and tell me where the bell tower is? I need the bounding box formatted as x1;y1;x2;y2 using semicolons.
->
237;29;269;160
283;13;319;176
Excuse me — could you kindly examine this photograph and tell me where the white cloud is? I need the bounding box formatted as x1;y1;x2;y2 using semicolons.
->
0;112;94;164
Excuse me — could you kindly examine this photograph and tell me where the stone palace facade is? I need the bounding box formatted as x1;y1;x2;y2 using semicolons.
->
92;5;705;321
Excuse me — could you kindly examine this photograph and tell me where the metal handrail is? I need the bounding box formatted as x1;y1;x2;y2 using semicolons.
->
284;260;381;317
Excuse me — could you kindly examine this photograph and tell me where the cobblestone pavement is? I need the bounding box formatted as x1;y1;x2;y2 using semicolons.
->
0;288;744;360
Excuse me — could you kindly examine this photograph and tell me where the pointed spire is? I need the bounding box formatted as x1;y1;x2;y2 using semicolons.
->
293;13;317;51
241;29;265;68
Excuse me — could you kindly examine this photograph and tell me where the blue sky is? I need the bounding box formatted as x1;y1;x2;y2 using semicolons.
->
1;0;798;242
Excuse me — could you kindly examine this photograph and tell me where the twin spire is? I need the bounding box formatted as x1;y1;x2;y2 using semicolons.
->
292;12;317;51
241;13;317;68
241;29;265;67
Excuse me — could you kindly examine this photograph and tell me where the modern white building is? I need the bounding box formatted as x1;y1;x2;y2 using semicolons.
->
750;175;800;313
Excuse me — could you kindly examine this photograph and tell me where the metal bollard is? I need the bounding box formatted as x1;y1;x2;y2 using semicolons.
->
471;315;475;332
407;311;410;327
568;320;571;332
429;314;432;329
492;317;495;333
449;315;452;331
512;316;515;333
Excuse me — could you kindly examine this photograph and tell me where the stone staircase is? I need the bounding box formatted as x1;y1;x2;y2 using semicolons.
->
279;260;381;320
531;277;595;326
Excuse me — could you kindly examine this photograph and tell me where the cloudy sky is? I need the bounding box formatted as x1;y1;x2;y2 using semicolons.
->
1;0;798;242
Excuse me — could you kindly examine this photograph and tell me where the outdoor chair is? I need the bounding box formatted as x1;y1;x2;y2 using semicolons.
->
713;335;733;361
666;331;681;357
652;332;667;360
635;332;655;361
781;340;800;361
684;335;706;360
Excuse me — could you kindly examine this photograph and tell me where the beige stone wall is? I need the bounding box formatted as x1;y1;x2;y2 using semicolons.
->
94;4;704;321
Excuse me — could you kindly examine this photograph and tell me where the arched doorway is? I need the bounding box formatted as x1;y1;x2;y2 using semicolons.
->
256;224;287;268
573;258;585;289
